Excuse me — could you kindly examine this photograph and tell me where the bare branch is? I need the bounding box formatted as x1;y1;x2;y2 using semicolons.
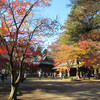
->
9;5;18;29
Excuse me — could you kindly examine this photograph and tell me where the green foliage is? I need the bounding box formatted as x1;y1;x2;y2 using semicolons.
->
69;77;73;81
69;77;81;81
17;91;22;96
60;0;100;45
73;78;81;81
60;34;75;45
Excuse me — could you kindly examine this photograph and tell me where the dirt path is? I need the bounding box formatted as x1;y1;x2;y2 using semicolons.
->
0;77;100;100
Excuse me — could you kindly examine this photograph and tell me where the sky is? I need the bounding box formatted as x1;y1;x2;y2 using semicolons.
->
40;0;71;49
41;0;71;25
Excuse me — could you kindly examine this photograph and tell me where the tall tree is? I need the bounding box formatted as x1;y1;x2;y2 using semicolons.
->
0;0;59;100
60;0;100;44
59;0;100;76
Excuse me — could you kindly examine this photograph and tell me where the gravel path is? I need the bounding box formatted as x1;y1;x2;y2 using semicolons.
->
0;77;100;100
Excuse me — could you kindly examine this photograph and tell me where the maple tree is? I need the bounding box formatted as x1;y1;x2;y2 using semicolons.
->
53;44;83;78
54;40;100;78
0;0;59;100
79;40;100;70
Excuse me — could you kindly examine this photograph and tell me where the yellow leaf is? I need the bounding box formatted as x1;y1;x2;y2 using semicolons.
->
25;25;30;28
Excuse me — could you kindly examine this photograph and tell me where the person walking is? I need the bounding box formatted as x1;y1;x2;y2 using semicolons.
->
38;70;41;80
1;74;4;82
88;70;91;80
83;71;85;80
53;72;56;79
59;72;62;80
24;73;27;80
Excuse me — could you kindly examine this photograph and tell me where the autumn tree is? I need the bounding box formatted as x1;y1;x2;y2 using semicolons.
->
54;45;74;77
79;40;100;71
49;39;81;78
48;39;61;58
59;0;100;78
53;44;83;78
0;0;59;100
23;45;43;73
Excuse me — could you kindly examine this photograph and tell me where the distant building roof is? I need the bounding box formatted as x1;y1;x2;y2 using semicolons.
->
52;59;81;69
40;61;54;65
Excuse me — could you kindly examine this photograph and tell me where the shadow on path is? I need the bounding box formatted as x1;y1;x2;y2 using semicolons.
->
0;77;100;100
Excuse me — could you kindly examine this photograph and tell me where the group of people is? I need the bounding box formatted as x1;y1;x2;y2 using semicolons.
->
37;71;63;80
0;72;7;82
82;71;91;79
0;72;27;83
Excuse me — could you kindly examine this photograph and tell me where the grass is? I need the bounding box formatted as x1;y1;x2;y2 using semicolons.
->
17;91;22;96
69;77;81;81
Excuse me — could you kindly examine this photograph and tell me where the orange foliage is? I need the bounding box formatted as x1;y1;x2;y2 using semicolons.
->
88;30;100;41
79;40;100;69
0;45;7;54
54;45;83;71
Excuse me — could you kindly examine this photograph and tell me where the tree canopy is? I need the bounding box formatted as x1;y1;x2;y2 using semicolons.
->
60;0;100;44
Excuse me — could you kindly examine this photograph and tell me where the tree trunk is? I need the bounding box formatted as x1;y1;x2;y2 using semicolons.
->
8;66;21;100
8;83;19;100
76;58;80;79
76;67;80;79
67;69;70;78
8;51;23;100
